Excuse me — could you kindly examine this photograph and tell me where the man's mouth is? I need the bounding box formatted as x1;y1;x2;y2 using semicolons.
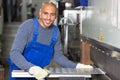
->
45;20;51;25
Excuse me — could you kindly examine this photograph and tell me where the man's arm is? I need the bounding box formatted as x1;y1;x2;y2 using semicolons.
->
10;19;35;71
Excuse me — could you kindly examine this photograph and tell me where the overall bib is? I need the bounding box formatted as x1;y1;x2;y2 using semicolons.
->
8;18;58;80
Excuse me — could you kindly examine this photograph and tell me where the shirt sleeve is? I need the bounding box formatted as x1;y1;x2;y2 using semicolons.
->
53;28;77;68
10;19;35;71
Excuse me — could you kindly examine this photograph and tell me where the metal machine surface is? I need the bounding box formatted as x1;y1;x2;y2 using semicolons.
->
88;37;120;80
60;8;120;80
81;0;120;79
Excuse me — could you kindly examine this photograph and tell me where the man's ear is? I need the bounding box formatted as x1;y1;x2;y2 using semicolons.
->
55;11;58;18
39;9;41;17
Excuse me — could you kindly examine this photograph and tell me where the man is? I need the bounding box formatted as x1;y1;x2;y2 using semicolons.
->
8;2;93;80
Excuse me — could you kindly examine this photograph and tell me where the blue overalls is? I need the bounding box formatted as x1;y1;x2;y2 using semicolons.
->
8;18;58;80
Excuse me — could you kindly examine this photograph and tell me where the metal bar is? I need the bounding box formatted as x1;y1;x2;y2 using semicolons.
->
12;68;105;78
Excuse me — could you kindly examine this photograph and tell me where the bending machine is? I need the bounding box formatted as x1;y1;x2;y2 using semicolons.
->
79;37;120;80
59;9;120;80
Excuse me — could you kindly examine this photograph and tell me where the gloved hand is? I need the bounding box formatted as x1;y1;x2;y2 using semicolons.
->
76;63;93;69
29;66;50;80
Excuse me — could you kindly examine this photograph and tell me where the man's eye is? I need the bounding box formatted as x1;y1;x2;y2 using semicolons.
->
51;13;55;16
44;13;48;15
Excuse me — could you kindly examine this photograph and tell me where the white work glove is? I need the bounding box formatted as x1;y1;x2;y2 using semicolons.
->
29;66;50;80
76;63;93;69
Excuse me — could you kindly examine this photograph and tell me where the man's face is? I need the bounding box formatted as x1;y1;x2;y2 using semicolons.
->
39;4;57;28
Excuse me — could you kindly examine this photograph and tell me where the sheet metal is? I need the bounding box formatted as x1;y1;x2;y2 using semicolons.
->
12;68;105;78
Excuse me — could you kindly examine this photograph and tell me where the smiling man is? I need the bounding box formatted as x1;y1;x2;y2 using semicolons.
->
8;1;93;80
39;2;57;28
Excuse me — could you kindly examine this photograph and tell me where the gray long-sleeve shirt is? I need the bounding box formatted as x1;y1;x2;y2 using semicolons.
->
10;19;77;71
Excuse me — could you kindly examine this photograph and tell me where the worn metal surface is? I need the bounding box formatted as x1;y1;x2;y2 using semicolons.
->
84;37;120;80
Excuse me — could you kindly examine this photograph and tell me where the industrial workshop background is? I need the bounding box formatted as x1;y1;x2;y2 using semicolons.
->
0;0;120;80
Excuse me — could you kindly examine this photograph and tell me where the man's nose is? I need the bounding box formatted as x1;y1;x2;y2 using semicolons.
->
47;14;51;19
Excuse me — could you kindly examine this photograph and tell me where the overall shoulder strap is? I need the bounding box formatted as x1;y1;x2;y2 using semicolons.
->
50;25;58;46
33;18;39;41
